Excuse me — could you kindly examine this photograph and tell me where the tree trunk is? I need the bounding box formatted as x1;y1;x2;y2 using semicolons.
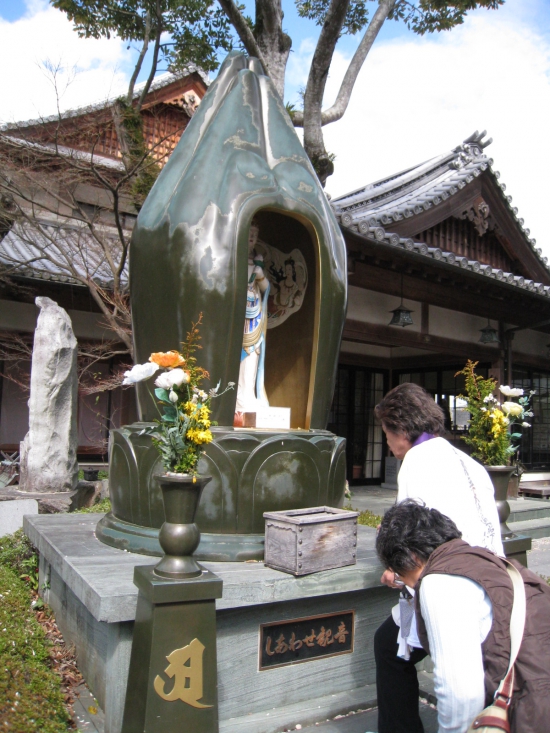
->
255;0;292;98
302;0;351;185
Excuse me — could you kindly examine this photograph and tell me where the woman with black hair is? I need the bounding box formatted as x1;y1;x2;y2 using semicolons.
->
373;382;503;733
376;500;550;733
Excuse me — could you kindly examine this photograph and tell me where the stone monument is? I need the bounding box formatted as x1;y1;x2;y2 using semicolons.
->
19;297;78;493
96;51;348;561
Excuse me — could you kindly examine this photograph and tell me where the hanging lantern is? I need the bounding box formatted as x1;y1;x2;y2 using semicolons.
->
389;302;414;327
479;320;500;344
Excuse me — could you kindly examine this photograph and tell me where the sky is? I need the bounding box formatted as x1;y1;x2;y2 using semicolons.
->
1;0;549;260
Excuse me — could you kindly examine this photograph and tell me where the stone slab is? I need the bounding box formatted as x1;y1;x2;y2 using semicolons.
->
24;514;386;623
299;701;438;733
221;685;377;733
0;498;38;536
25;513;394;733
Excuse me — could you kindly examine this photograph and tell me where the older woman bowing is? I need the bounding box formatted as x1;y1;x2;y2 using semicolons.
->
373;383;502;733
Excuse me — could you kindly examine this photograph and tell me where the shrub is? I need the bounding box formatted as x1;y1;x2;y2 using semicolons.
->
0;565;70;733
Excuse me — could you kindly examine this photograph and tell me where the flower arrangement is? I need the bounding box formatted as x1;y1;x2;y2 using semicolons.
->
457;360;534;466
122;315;234;475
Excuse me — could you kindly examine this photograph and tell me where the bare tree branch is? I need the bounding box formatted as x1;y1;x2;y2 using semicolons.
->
292;0;395;127
127;10;152;104
136;1;163;112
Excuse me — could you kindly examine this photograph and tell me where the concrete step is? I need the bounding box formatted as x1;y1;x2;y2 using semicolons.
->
508;498;550;523
509;515;550;540
508;497;550;539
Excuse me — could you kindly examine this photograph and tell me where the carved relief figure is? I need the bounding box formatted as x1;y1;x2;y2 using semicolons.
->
257;244;308;329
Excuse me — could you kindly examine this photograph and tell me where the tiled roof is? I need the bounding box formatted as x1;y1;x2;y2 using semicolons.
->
0;64;209;133
332;130;550;297
0;133;125;171
0;221;128;288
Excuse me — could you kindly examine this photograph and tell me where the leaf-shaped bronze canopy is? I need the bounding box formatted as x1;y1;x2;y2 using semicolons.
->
130;52;347;429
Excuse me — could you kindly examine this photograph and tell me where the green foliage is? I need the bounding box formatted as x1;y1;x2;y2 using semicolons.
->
74;497;112;513
0;529;37;579
0;553;70;732
53;0;234;73
138;315;234;474
117;100;161;207
391;0;504;35
296;0;503;38
296;0;370;35
457;360;534;466
310;150;336;181
357;509;382;528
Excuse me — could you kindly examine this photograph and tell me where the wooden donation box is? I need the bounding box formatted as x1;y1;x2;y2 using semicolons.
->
263;507;360;575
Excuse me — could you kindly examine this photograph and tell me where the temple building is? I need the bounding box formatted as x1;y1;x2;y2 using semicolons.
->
1;109;549;483
0;66;208;458
331;131;550;482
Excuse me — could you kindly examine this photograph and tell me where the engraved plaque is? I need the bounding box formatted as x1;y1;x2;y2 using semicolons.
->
259;610;354;670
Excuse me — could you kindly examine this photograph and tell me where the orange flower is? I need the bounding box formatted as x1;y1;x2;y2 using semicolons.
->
149;350;185;368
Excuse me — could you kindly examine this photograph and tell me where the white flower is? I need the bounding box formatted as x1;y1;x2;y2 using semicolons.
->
197;389;207;400
480;407;487;412
501;401;523;417
499;386;524;397
155;368;189;390
522;422;531;428
169;390;178;403
483;395;496;403
123;362;159;385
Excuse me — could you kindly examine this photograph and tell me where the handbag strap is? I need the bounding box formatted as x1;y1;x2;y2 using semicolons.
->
494;560;527;702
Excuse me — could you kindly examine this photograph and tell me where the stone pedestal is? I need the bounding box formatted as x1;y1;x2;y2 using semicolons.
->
503;534;532;568
97;424;346;561
25;513;392;733
122;566;222;733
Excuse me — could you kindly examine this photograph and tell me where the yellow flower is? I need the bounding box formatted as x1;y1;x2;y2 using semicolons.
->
490;409;507;438
186;427;213;445
149;350;185;368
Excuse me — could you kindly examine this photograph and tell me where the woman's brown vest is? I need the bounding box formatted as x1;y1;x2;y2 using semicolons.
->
415;539;550;733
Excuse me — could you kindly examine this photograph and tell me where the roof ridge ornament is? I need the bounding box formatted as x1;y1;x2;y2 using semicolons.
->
450;130;492;170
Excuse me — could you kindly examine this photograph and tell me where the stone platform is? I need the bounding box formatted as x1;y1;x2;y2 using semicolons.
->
25;514;394;733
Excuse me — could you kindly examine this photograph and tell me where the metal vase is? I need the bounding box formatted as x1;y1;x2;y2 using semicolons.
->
154;473;212;579
484;465;515;539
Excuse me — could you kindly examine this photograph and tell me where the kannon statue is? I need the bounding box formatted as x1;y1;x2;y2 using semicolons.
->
235;219;309;417
235;220;270;413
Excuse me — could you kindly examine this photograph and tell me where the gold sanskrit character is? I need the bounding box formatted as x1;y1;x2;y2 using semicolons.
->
154;638;212;708
334;622;349;644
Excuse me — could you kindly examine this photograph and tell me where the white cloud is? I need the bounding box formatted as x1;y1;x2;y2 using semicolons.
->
319;1;550;259
0;0;130;124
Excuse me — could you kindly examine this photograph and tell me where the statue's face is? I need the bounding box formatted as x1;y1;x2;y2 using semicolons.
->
248;225;259;251
285;263;293;277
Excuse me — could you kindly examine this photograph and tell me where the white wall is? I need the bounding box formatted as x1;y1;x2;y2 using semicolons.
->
347;286;421;331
